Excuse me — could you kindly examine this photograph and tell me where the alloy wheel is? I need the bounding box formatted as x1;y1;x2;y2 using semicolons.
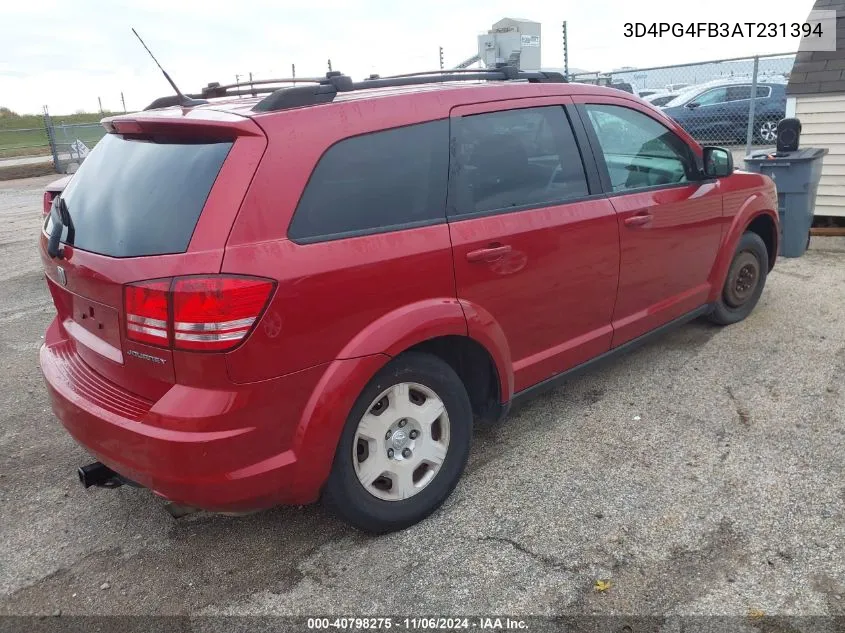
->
759;120;778;144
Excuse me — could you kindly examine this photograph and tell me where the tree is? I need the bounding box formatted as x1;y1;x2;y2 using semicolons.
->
0;107;20;118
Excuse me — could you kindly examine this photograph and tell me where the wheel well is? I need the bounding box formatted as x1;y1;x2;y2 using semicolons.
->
407;336;504;425
746;214;777;270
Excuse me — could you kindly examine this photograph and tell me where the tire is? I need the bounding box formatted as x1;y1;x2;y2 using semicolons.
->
709;231;769;326
323;351;472;533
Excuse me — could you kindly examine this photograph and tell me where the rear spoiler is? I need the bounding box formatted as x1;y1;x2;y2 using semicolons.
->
101;115;264;139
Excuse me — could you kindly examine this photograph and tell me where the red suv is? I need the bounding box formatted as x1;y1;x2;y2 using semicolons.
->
39;68;779;533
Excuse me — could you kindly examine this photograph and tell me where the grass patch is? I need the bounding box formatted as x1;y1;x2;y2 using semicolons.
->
0;146;52;160
0;161;56;181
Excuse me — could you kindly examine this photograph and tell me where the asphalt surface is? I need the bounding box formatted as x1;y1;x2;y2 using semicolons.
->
1;175;844;622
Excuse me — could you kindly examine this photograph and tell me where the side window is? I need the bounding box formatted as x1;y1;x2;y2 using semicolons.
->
756;86;772;98
450;106;589;216
288;120;449;242
694;88;728;106
584;104;695;193
726;86;752;101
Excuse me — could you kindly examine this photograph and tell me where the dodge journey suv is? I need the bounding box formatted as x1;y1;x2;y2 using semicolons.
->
40;68;779;533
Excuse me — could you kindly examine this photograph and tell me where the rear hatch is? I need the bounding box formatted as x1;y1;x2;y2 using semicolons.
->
40;110;268;401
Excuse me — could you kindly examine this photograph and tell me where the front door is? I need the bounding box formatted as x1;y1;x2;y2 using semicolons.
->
447;98;620;393
575;98;724;347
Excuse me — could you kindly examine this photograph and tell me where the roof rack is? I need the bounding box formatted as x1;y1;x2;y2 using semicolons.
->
143;76;326;110
143;65;567;112
252;66;566;113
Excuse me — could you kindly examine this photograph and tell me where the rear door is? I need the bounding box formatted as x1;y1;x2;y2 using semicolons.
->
447;98;620;393
574;97;723;347
40;115;266;399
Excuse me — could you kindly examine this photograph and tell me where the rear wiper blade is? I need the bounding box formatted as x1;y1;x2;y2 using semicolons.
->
60;198;75;246
46;197;75;259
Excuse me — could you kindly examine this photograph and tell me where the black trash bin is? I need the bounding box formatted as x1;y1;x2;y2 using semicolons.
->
744;148;828;258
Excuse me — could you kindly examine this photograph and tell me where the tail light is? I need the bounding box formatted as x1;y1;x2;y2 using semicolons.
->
124;275;274;352
43;191;57;216
125;279;170;346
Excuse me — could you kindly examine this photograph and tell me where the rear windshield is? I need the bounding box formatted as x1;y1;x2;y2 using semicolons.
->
47;134;232;258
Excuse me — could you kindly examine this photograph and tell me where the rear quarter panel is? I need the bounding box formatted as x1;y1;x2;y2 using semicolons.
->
223;94;463;384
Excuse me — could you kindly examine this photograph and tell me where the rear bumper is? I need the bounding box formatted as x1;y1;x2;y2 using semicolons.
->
39;317;379;511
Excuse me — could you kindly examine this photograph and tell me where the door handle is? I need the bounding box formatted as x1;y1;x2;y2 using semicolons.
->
624;214;653;228
466;244;512;263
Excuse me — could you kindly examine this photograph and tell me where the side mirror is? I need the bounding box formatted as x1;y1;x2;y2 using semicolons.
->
686;101;700;109
702;146;733;178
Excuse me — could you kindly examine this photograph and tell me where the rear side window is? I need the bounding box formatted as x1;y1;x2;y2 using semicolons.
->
50;134;232;258
726;86;752;101
449;106;589;217
289;120;449;242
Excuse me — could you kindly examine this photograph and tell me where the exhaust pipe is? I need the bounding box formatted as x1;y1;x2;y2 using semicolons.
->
77;462;127;489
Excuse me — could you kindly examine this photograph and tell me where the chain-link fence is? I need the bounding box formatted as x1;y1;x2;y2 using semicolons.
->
0;110;109;178
46;119;108;174
0;115;54;178
570;53;795;154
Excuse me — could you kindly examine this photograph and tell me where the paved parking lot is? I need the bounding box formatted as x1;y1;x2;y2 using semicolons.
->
1;175;844;619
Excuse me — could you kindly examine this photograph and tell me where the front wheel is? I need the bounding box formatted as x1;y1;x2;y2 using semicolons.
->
323;352;472;533
709;231;769;326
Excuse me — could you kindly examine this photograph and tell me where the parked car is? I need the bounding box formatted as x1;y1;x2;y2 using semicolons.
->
644;91;680;107
39;69;779;533
42;175;71;216
661;79;787;144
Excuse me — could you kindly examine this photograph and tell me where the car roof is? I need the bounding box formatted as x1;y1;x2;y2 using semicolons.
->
685;77;787;90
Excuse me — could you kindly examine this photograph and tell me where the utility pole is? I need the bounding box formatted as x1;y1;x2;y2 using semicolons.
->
439;46;444;70
249;71;254;96
235;74;241;94
328;58;332;72
291;63;296;81
120;92;127;113
745;55;760;155
562;21;569;78
98;96;103;113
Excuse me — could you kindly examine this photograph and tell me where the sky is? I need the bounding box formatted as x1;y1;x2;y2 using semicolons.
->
1;0;815;115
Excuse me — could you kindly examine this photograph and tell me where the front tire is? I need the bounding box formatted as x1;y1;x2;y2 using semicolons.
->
709;231;769;326
323;352;472;533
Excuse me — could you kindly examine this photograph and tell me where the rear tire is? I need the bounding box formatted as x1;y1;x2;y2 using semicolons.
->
709;231;768;326
323;352;472;533
755;118;779;145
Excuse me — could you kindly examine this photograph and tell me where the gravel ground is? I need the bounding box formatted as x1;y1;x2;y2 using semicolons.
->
1;175;844;623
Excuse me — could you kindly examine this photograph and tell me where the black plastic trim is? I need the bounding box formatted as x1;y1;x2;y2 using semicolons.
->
563;103;603;195
289;217;445;245
446;192;608;223
511;304;714;406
